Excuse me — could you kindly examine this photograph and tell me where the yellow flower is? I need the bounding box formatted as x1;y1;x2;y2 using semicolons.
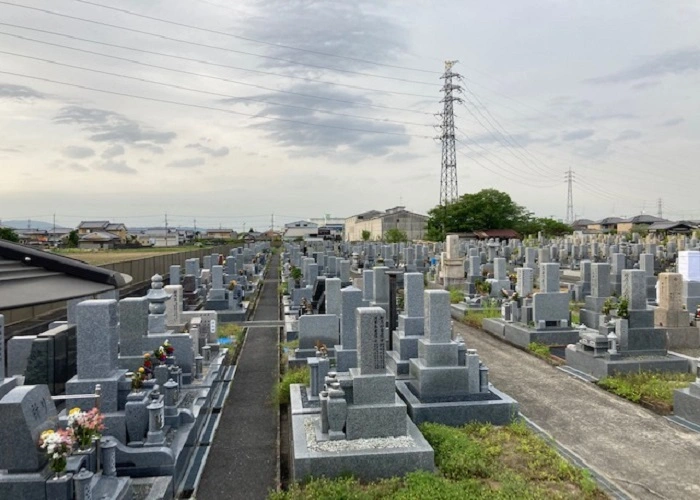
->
143;353;151;358
138;367;145;373
40;429;55;440
69;407;81;416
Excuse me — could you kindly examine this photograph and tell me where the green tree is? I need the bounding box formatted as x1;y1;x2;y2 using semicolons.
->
0;227;19;243
426;189;530;241
67;230;80;248
361;229;371;241
522;217;572;238
384;228;408;243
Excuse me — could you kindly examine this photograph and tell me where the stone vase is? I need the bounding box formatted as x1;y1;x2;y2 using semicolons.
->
72;445;97;473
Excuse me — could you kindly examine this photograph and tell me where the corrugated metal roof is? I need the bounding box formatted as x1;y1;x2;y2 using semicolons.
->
0;240;132;311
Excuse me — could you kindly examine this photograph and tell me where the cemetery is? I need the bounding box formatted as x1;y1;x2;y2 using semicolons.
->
0;241;269;499
5;227;700;498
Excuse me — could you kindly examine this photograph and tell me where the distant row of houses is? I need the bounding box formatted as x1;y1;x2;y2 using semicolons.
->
572;215;700;235
2;221;275;249
3;207;433;248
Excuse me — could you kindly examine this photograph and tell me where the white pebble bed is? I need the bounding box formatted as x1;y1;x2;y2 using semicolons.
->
304;417;415;452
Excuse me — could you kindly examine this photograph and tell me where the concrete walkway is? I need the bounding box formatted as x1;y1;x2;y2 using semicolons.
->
455;321;700;500
197;255;280;500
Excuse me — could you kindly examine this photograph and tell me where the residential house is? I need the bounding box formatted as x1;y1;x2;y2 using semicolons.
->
16;229;48;246
135;227;180;247
647;221;697;235
78;231;120;249
77;221;128;243
586;217;625;233
616;214;668;234
206;228;235;240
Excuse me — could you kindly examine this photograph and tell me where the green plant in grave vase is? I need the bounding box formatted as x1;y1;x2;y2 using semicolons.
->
616;297;630;320
602;297;616;316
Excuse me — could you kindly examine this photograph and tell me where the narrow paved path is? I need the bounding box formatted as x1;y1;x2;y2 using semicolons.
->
197;254;280;500
455;321;700;500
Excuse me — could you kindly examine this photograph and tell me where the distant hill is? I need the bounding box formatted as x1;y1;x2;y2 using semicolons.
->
0;220;69;230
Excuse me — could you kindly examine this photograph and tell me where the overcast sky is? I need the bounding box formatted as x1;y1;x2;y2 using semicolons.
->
1;0;699;230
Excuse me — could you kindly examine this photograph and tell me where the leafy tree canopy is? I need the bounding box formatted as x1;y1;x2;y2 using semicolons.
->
384;228;408;243
361;229;371;241
425;189;571;241
0;227;19;243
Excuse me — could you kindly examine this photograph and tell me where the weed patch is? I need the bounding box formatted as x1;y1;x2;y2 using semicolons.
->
598;371;695;414
272;421;605;499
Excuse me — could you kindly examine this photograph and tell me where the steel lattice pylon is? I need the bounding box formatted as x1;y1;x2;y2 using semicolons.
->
565;168;575;225
439;60;462;206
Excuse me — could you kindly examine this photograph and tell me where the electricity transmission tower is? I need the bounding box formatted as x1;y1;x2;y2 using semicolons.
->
565;168;575;224
438;60;462;206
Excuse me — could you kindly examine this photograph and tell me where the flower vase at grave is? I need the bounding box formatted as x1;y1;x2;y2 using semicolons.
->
50;456;67;479
165;356;176;366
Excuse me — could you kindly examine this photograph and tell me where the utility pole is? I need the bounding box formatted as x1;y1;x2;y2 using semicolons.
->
565;168;575;225
438;60;462;207
271;213;274;231
164;213;169;247
657;198;663;219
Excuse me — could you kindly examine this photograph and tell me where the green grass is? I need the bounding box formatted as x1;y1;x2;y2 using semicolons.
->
270;421;605;499
278;281;289;296
273;366;310;406
528;342;551;361
597;370;695;414
462;300;500;329
448;287;465;304
219;324;246;365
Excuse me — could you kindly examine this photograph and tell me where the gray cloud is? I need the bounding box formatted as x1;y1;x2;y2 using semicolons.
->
241;1;409;73
101;144;125;159
573;139;611;159
186;143;229;157
167;157;206;168
616;130;642;141
660;117;684;127
246;83;410;158
54;106;176;145
0;83;44;100
94;160;137;174
586;48;700;84
562;129;595;141
67;163;88;172
132;143;164;154
384;152;425;163
62;146;95;159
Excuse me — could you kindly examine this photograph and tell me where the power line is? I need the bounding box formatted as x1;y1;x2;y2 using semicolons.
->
72;0;441;76
0;2;440;89
0;49;433;128
0;26;435;116
0;70;433;139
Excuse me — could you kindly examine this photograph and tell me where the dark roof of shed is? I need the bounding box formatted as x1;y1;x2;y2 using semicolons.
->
0;240;132;311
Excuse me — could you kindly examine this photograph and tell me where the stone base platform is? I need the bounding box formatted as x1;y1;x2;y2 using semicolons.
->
667;327;700;349
290;413;434;483
216;306;248;324
565;345;690;380
290;384;321;416
396;381;518;427
482;318;581;349
673;387;700;426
